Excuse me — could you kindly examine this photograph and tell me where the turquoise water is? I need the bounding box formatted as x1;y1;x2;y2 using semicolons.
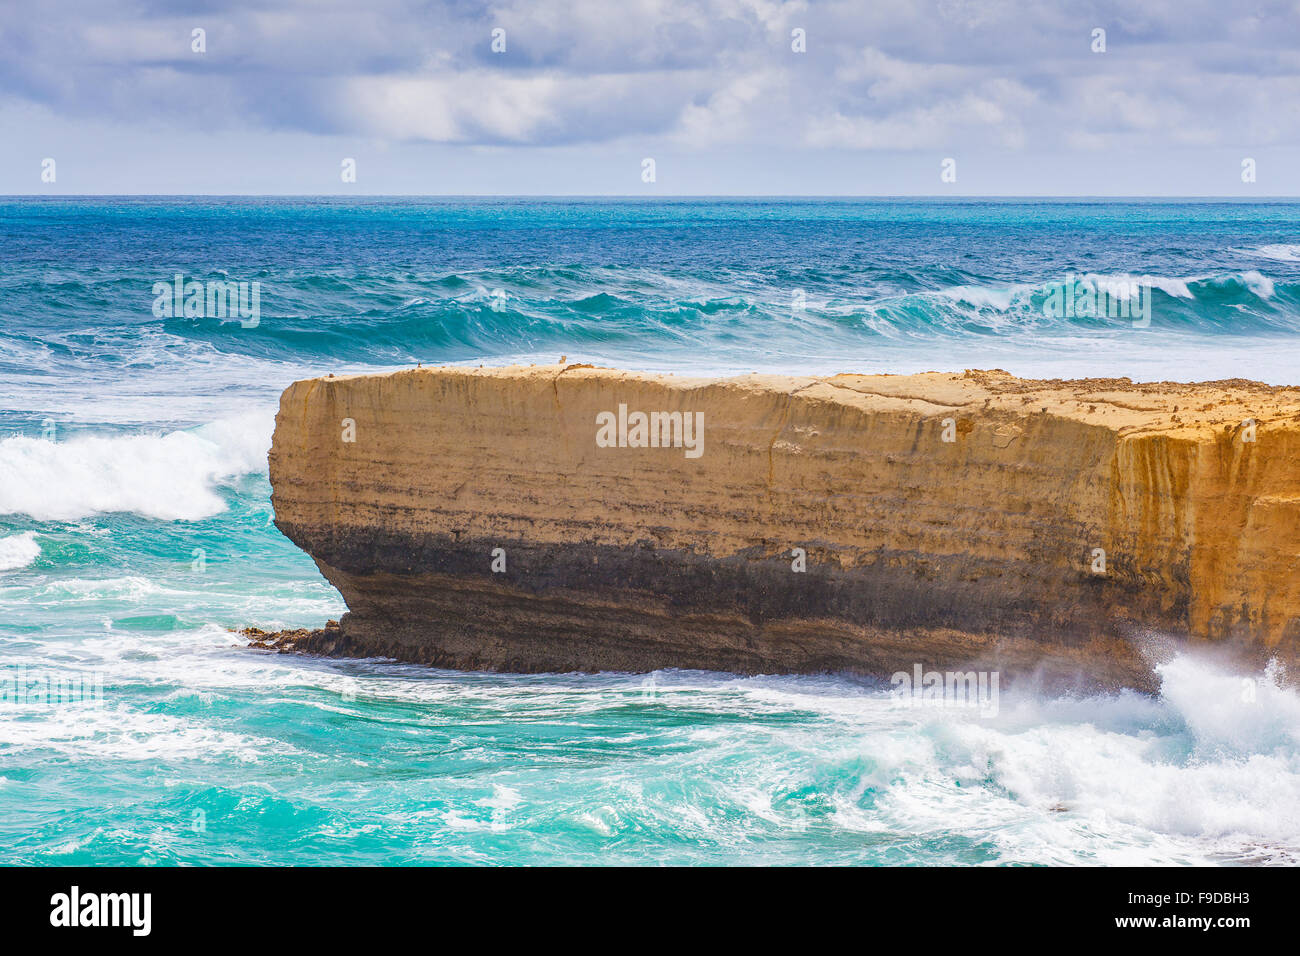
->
2;198;1300;865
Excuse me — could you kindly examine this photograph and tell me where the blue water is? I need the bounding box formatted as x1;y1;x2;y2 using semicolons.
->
2;198;1300;865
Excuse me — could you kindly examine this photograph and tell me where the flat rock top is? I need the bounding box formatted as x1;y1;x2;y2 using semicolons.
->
310;363;1300;439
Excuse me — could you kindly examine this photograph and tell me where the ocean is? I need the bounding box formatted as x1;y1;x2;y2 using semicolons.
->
2;197;1299;865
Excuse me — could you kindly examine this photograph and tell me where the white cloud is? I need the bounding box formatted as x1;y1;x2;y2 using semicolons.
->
1;0;1298;156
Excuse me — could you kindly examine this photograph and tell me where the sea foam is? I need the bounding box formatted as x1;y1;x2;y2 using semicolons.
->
0;531;40;571
1248;244;1300;263
0;413;272;521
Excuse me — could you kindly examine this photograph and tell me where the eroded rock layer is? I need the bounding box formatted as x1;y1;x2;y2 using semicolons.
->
264;364;1300;689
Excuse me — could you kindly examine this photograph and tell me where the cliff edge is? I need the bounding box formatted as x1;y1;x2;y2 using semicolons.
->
260;364;1300;690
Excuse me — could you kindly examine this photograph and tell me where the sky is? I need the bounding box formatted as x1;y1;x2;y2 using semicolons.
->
2;0;1300;195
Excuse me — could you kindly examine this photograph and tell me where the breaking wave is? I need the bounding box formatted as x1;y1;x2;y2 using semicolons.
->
0;413;271;521
0;531;40;571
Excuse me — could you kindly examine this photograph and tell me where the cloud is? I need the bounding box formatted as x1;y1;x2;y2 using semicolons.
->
1;0;1299;153
336;69;692;144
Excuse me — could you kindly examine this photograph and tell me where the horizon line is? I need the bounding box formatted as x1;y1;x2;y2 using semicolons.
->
4;193;1298;201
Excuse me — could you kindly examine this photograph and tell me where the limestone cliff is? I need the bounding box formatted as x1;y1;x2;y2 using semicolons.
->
261;364;1300;689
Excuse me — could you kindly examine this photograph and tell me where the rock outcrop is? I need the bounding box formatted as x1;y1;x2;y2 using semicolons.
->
262;364;1300;690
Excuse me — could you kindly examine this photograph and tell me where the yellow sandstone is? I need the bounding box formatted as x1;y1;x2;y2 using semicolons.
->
261;364;1300;690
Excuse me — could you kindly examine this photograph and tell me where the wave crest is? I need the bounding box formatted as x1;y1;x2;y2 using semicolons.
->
0;532;40;571
0;413;271;521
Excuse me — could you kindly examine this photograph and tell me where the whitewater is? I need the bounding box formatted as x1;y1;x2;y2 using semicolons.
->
3;197;1299;865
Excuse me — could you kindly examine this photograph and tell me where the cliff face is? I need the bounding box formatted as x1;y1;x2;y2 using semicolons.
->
266;364;1300;689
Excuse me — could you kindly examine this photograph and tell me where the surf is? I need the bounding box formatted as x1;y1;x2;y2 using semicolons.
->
0;413;271;521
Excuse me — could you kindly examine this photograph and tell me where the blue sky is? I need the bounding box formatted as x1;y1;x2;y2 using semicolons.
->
3;0;1299;194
